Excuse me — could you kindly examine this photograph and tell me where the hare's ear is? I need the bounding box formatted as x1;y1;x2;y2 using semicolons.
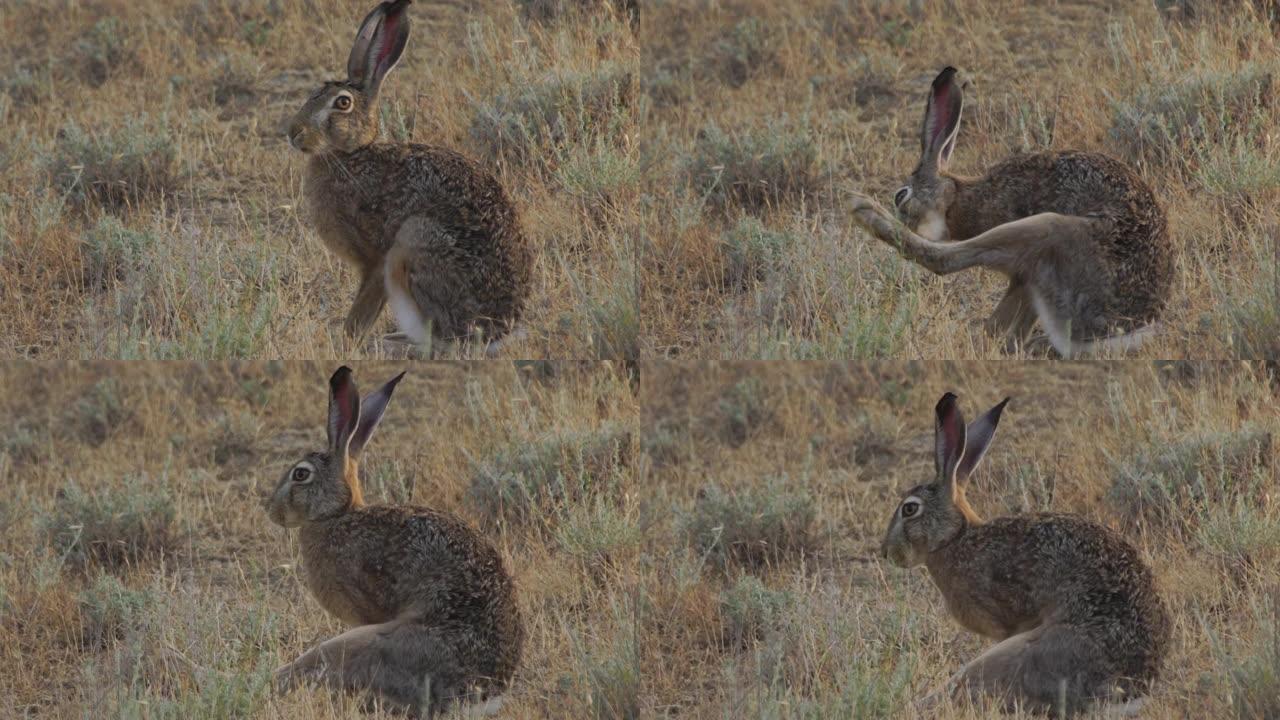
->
349;371;405;458
956;397;1009;483
347;0;411;96
918;66;964;175
934;392;967;491
328;366;362;456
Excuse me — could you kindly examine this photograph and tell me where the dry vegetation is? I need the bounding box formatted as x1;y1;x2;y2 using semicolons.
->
640;361;1280;717
0;0;638;360
0;361;640;717
2;360;1275;717
641;0;1280;359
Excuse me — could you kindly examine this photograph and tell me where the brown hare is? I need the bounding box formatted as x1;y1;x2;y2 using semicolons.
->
880;393;1170;716
286;0;532;355
848;67;1173;358
267;367;524;716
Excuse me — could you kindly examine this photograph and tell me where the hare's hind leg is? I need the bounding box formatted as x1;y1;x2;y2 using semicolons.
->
386;217;480;348
948;623;1110;716
851;198;1095;277
276;618;474;717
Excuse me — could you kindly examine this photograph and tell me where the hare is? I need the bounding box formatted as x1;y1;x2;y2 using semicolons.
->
880;393;1170;716
286;0;532;354
267;366;524;717
847;67;1173;358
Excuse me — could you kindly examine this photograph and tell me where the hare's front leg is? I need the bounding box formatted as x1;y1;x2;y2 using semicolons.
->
984;281;1039;352
343;263;388;341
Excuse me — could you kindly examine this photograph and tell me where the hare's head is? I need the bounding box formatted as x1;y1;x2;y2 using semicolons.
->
286;0;411;154
891;67;965;243
880;392;1008;568
267;366;404;528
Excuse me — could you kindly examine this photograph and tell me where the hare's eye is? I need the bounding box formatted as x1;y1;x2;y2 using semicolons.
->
900;499;921;518
291;467;312;483
334;95;352;111
893;186;912;208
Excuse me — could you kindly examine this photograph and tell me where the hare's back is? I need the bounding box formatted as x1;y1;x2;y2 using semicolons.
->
986;151;1172;326
981;514;1164;619
984;152;1160;221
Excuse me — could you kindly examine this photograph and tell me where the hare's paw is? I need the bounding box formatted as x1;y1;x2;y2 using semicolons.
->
273;663;300;694
846;190;879;215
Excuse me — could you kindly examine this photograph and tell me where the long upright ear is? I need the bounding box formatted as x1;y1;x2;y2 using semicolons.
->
934;392;967;491
349;371;405;458
918;66;964;176
956;397;1009;483
328;366;362;456
347;0;412;95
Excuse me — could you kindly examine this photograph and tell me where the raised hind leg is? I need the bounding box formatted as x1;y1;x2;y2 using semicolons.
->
941;623;1115;716
848;194;1097;276
275;618;481;717
848;194;1133;357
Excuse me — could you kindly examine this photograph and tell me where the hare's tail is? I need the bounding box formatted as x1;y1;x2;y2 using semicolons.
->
1030;289;1158;358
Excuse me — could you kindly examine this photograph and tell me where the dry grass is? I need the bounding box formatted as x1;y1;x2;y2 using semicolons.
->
0;0;638;360
1;361;1277;717
639;360;1280;717
640;0;1280;359
0;361;638;717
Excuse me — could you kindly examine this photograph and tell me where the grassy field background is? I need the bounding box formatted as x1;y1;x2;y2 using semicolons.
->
1;360;1276;717
641;0;1279;359
0;0;639;360
639;360;1279;716
0;361;640;717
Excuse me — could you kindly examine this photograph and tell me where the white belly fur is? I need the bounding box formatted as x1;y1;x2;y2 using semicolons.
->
384;261;429;345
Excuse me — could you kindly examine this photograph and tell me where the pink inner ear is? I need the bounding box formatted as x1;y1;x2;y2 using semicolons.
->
376;14;399;69
334;382;357;430
941;406;963;456
931;84;954;147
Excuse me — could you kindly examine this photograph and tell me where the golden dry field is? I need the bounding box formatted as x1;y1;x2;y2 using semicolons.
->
641;0;1279;359
0;361;641;717
0;0;638;360
1;360;1276;717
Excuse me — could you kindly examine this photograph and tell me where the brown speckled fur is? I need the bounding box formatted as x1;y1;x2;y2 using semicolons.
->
946;151;1172;334
852;67;1174;355
881;394;1170;715
267;367;523;716
303;142;532;340
287;1;530;345
927;515;1170;699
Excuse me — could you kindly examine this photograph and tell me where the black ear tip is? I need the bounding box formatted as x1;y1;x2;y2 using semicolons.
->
936;392;959;413
330;366;354;384
933;67;958;87
388;370;408;388
991;396;1012;420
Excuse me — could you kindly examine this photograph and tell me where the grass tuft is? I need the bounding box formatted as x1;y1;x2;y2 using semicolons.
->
1108;427;1272;530
469;65;634;169
36;478;177;570
718;574;793;647
1108;64;1274;171
679;481;814;570
41;119;176;212
76;572;152;648
468;423;632;527
80;216;158;290
679;123;818;213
